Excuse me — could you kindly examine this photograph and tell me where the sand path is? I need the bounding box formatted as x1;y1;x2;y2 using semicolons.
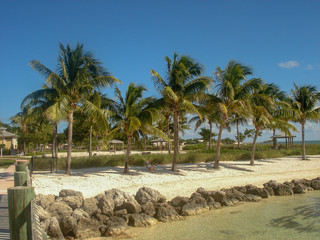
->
32;155;320;200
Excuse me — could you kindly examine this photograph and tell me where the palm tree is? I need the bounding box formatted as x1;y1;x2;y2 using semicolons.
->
189;94;220;150
290;84;320;160
29;42;120;174
151;52;211;171
80;91;112;157
249;82;296;165
107;83;167;173
212;60;260;169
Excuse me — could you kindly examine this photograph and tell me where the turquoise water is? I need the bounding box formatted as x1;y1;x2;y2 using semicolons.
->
125;191;320;240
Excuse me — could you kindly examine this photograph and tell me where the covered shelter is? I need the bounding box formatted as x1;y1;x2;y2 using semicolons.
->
108;139;124;152
270;132;296;149
150;138;172;151
0;127;18;155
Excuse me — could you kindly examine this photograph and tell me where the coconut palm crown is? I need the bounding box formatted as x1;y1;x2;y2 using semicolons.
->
27;42;120;174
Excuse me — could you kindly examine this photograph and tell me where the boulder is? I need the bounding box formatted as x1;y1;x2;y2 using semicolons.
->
106;216;128;236
135;187;166;205
292;183;308;194
168;196;189;213
59;195;83;210
47;217;64;240
292;179;312;187
59;216;77;236
72;208;90;221
154;202;181;222
141;202;156;216
207;197;221;210
59;189;83;198
35;194;56;209
37;205;51;221
263;186;274;196
128;213;158;227
77;217;101;239
47;202;72;219
211;191;228;206
181;203;209;216
263;180;293;196
95;213;110;225
233;186;247;194
82;197;100;216
245;185;269;198
117;199;141;214
222;188;246;201
196;187;210;199
311;179;320;190
105;189;134;208
96;194;115;215
243;194;262;202
114;209;128;220
189;192;207;206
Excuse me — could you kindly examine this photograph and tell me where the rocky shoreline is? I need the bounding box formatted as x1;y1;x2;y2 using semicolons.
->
36;177;320;239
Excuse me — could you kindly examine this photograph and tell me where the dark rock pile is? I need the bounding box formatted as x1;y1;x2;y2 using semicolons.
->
36;177;320;239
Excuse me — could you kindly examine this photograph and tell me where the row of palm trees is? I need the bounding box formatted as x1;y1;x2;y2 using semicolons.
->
12;43;320;174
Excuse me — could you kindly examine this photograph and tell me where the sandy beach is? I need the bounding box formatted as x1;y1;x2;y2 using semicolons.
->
32;155;320;200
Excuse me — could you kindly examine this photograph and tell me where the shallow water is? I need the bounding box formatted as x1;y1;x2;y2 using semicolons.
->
124;191;320;240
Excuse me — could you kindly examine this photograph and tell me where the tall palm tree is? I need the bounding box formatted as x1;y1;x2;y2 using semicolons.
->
212;60;260;169
249;82;296;165
30;42;120;174
107;83;167;173
151;52;211;171
290;84;320;160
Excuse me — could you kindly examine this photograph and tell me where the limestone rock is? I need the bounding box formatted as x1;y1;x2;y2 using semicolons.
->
59;195;83;210
245;185;269;198
181;203;209;216
96;194;115;215
106;216;128;236
117;199;141;214
35;194;56;209
135;187;166;205
72;208;90;221
83;197;99;216
141;202;156;216
47;202;72;219
47;217;64;240
105;189;134;208
154;202;181;222
77;217;101;239
311;179;320;190
59;216;77;236
128;213;158;227
37;205;51;221
59;189;83;198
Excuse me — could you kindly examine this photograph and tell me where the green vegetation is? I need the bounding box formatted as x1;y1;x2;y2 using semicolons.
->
30;144;320;171
0;158;16;169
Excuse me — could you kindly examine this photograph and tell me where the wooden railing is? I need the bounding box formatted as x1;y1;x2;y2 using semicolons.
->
7;161;47;240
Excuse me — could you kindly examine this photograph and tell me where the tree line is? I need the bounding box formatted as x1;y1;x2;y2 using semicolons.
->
9;43;320;174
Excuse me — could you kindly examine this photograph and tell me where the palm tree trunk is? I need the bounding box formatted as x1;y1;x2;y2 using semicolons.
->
209;122;212;150
66;109;74;175
272;129;276;149
167;117;171;154
54;124;58;158
52;127;55;158
214;124;223;169
89;125;93;157
124;136;131;173
250;128;260;166
301;121;306;160
237;120;240;149
172;109;179;171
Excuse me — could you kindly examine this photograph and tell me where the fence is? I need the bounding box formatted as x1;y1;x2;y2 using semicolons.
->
7;161;47;240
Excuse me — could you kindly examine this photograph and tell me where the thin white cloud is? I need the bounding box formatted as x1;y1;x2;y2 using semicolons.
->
306;64;314;70
278;60;300;69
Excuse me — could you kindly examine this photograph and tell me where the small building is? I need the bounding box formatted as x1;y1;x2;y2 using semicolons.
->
0;127;18;155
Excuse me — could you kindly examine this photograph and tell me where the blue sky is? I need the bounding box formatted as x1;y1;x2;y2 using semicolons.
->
0;0;319;141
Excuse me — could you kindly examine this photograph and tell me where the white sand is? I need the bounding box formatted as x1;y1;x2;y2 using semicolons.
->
32;155;320;200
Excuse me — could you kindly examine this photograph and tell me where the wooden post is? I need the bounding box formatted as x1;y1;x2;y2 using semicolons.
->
8;186;35;240
16;163;27;172
14;172;28;186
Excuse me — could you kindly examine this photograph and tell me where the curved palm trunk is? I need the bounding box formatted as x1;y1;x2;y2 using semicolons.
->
250;128;260;166
172;109;179;171
301;121;306;160
66;109;74;175
89;125;93;157
124;136;131;173
236;120;240;149
272;129;276;149
214;124;223;169
167;117;171;154
209;122;212;150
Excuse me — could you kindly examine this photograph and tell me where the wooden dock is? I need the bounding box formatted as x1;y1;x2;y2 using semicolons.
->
0;194;9;240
